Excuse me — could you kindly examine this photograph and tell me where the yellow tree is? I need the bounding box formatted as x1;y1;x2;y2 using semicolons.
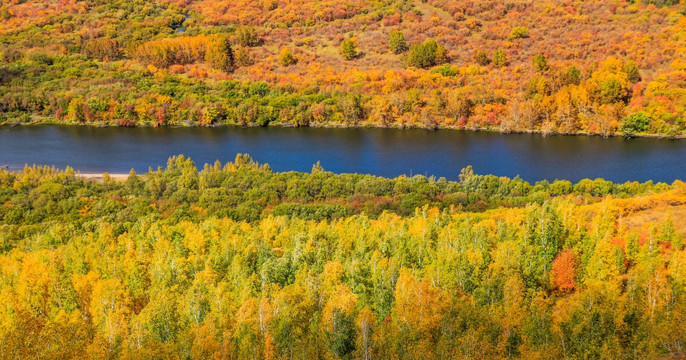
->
356;307;376;360
391;268;446;358
321;260;358;359
89;278;132;347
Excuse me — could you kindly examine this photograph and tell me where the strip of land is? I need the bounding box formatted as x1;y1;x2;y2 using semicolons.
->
77;173;130;181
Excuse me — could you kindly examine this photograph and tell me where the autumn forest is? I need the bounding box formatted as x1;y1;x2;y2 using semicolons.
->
0;0;684;136
2;0;686;359
0;155;685;358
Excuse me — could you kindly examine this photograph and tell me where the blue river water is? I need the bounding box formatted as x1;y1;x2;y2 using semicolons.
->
1;125;684;183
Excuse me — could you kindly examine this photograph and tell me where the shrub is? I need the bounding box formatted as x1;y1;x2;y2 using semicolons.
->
430;64;458;77
340;38;358;60
562;66;581;85
206;35;235;72
136;35;208;68
532;54;549;72
278;47;296;66
388;30;408;54
622;61;641;83
407;39;447;69
474;50;490;66
492;49;508;68
620;112;651;137
235;26;259;47
83;38;122;61
28;52;54;66
234;47;253;66
509;26;530;40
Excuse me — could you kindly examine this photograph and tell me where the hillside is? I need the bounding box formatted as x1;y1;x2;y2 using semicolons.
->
0;0;684;135
0;155;685;358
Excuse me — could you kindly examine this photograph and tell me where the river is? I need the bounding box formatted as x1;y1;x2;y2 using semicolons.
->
1;125;684;183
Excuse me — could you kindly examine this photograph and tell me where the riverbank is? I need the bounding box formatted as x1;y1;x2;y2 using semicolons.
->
77;173;130;181
3;118;686;140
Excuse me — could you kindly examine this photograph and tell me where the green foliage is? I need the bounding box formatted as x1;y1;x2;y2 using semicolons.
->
474;50;490;66
659;219;684;250
234;46;253;66
430;64;458;77
563;65;581;85
0;156;681;358
28;52;54;66
338;93;364;125
278;47;296;67
526;75;550;98
523;203;564;287
640;0;680;7
620;112;651;137
598;76;629;104
532;53;549;72
340;38;358;60
327;310;356;358
0;7;10;21
235;26;260;47
406;39;447;69
67;98;85;123
388;30;408;54
622;60;641;83
509;26;530;40
493;49;508;68
206;35;235;73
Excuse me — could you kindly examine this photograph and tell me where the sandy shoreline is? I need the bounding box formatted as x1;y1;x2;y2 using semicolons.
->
77;173;130;181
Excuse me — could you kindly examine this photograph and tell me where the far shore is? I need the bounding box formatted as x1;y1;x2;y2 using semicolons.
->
2;119;685;140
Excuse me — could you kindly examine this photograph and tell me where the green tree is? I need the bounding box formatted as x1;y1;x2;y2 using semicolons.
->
235;46;253;66
532;53;549;72
523;204;564;288
206;35;235;72
125;169;142;193
235;26;259;47
278;47;296;66
493;49;508;68
0;7;11;21
327;310;356;358
659;219;684;251
407;39;447;69
340;38;359;60
562;65;581;85
622;61;641;83
338;93;364;125
67;98;86;123
620;112;651;137
474;50;490;66
509;26;530;40
388;30;408;54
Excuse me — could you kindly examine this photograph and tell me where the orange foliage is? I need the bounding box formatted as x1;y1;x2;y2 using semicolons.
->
551;248;578;292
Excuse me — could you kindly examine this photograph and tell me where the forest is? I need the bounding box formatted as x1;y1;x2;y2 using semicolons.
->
0;154;685;358
0;0;685;136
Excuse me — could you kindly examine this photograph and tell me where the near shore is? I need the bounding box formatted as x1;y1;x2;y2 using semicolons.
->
77;173;130;181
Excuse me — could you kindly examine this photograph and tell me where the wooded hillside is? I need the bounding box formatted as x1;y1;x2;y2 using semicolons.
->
0;0;684;136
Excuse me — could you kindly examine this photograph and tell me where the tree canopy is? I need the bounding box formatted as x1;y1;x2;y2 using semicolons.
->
0;155;683;358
